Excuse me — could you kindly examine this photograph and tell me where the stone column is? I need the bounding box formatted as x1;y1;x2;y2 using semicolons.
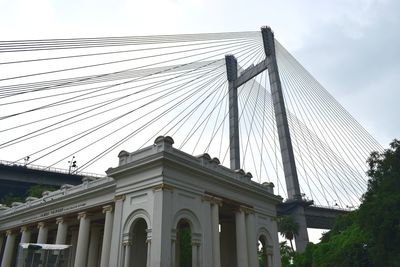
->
267;247;273;267
109;195;125;266
1;230;16;267
171;230;176;267
235;207;249;267
191;240;200;267
37;222;48;243
74;212;91;267
55;217;68;244
200;196;213;267
87;226;101;267
270;217;280;265
146;229;152;267
20;226;31;243
100;205;114;267
37;223;48;267
150;184;173;266
123;240;132;267
211;198;222;267
246;212;258;267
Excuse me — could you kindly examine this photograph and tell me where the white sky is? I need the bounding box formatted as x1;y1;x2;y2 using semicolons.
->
1;0;397;146
1;0;398;243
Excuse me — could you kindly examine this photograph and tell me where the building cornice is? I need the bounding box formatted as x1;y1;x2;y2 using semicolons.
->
0;178;115;230
107;143;282;204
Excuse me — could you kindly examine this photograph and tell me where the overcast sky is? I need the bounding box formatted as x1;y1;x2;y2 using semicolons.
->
1;0;398;146
2;0;397;243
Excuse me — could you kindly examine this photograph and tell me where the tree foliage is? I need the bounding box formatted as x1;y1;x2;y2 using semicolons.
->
358;139;400;266
279;215;299;251
0;184;56;205
178;226;192;267
289;139;400;267
26;184;56;198
0;193;24;206
280;241;295;267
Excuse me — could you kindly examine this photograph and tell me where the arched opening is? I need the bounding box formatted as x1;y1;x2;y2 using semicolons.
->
258;234;273;267
130;218;148;267
176;219;192;267
258;236;267;267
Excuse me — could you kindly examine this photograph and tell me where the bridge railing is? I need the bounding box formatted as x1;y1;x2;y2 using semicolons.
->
281;197;356;211
0;159;105;178
309;203;355;211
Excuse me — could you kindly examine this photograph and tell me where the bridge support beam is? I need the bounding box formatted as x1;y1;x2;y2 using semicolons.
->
261;26;309;250
262;26;301;201
292;206;309;251
262;26;312;251
224;26;310;251
225;55;240;170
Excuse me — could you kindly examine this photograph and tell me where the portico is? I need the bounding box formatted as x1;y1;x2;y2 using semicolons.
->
0;136;282;267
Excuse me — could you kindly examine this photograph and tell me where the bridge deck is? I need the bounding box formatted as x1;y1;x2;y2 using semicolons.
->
277;200;349;229
0;161;104;199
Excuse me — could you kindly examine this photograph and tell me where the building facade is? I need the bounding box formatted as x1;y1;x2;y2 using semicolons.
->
0;136;281;267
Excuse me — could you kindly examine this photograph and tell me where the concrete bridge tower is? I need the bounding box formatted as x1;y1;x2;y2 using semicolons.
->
225;26;310;251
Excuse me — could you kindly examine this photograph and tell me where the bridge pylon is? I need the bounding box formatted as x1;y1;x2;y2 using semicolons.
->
225;26;310;251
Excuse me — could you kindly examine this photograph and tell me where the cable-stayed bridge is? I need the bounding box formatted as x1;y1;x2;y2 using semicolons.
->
0;27;382;250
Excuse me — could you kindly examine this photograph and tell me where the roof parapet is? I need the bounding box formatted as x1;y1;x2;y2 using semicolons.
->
11;202;23;207
262;182;275;194
118;150;130;166
154;136;174;151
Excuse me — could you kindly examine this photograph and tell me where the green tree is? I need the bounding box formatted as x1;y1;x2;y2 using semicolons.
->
292;242;316;267
278;215;299;251
280;241;294;267
178;226;192;267
258;240;266;267
0;184;56;206
0;193;24;206
26;184;56;198
290;139;400;267
358;139;400;266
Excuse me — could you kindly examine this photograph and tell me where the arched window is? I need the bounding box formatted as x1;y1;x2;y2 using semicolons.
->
258;233;273;267
176;219;192;267
258;236;268;267
129;218;148;267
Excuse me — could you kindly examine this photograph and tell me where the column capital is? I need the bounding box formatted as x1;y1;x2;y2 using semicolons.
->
191;232;202;245
170;229;177;241
6;230;14;236
20;226;30;232
146;232;152;244
122;240;132;247
202;194;223;206
56;217;66;224
211;196;223;206
146;228;152;242
77;211;89;220
152;183;174;192
102;205;113;213
191;240;201;247
113;194;126;202
201;194;213;202
37;222;46;229
238;205;254;214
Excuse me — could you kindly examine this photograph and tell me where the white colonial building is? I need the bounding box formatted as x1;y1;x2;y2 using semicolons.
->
0;136;282;267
